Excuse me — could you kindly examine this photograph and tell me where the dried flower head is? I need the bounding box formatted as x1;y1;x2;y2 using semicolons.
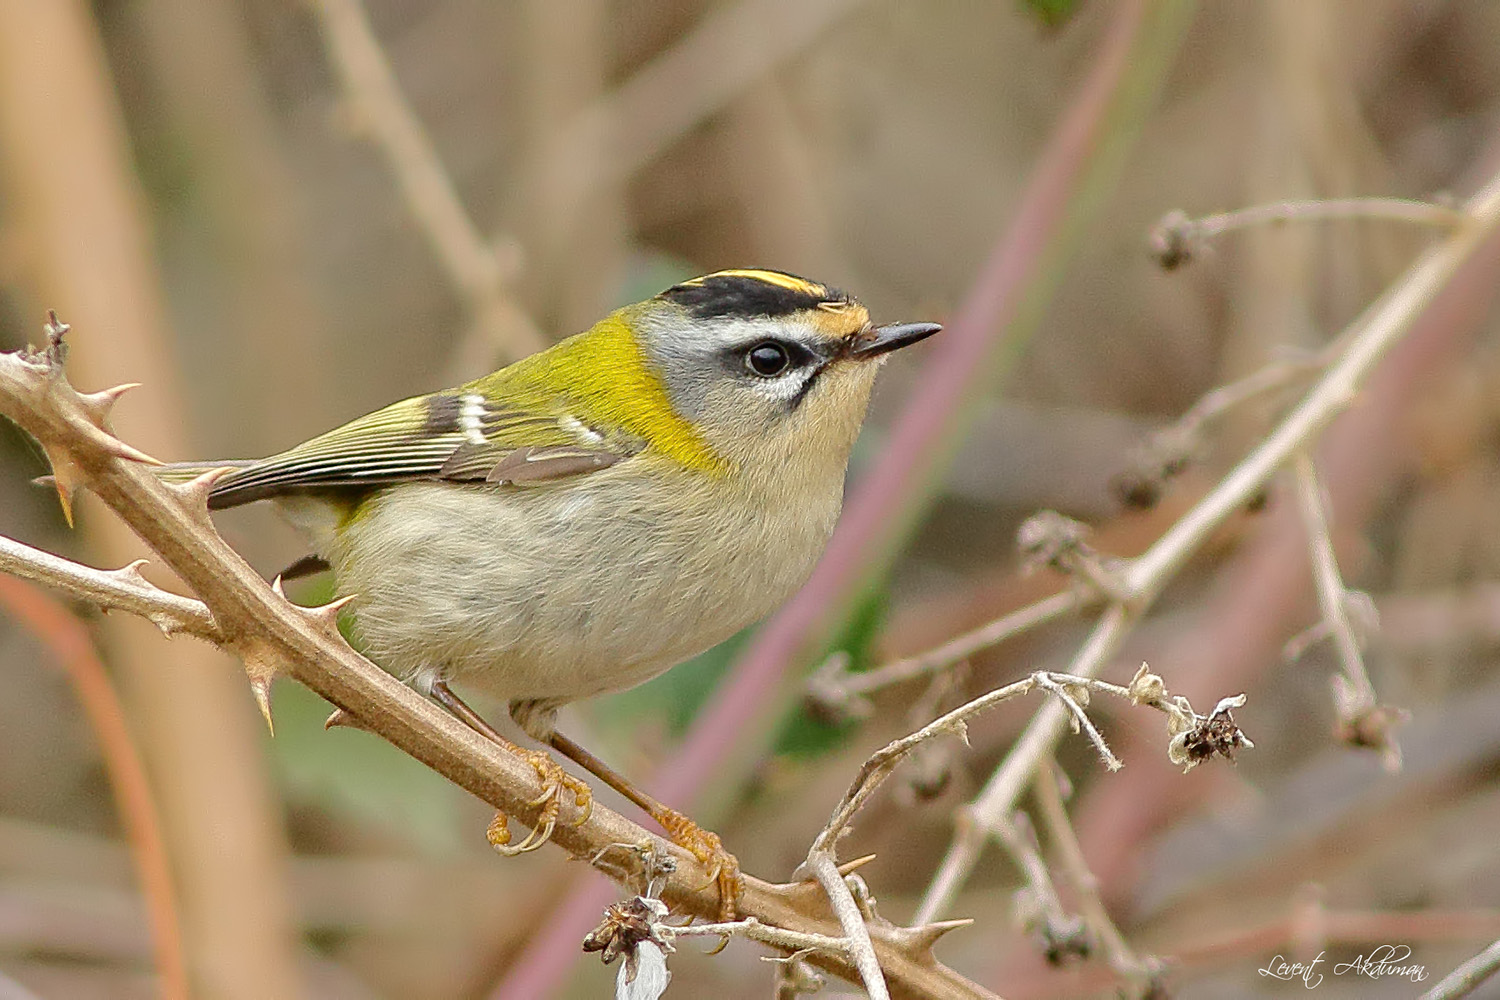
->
1167;694;1254;772
583;896;675;970
1149;209;1200;270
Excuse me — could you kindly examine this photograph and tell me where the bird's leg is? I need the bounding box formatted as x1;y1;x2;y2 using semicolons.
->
548;730;743;920
429;681;591;855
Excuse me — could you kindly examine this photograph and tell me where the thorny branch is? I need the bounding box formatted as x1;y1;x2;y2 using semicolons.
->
0;325;995;1000
912;170;1500;928
0;532;219;641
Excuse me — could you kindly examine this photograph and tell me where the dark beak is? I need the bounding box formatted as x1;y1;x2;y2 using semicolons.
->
848;321;942;360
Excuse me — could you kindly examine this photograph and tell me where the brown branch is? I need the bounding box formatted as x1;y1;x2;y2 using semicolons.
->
0;334;996;1000
0;533;218;641
0;577;189;1000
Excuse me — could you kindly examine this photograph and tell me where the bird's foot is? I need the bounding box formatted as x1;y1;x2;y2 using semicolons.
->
485;747;592;855
652;806;742;920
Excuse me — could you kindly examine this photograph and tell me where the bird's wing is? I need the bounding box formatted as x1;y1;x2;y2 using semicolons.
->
202;390;643;509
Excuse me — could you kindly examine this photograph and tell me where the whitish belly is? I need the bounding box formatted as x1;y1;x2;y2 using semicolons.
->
317;471;839;704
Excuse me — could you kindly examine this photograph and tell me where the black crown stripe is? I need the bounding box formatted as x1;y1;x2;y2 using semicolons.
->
659;270;850;320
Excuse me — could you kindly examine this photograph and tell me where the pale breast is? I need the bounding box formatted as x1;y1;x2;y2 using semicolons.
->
319;460;842;704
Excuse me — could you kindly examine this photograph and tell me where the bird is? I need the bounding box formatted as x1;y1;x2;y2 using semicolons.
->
164;268;940;917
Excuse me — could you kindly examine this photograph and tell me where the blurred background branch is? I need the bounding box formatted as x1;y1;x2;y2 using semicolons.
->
0;577;188;1000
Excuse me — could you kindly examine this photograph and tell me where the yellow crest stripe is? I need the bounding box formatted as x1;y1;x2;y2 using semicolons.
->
683;269;827;299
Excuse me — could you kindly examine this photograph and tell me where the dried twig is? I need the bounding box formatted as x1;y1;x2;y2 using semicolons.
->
798;665;1230;995
1292;452;1406;769
1150;197;1466;270
0;331;996;1000
1421;936;1500;1000
809;590;1085;716
804;852;890;1000
990;807;1089;965
1113;354;1323;509
810;666;1246;862
913;169;1500;926
673;918;851;958
1033;761;1164;993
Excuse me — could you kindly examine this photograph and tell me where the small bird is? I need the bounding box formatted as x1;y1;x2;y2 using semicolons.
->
167;269;939;916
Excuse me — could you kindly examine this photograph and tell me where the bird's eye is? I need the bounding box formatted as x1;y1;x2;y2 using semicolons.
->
745;341;792;377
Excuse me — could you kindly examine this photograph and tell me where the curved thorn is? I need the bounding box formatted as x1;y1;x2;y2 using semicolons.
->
78;382;141;426
837;854;878;876
114;558;151;582
250;676;275;736
102;437;164;466
890;918;975;954
171;466;232;513
324;707;361;731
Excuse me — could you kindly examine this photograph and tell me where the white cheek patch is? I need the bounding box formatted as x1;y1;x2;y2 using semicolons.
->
753;366;819;404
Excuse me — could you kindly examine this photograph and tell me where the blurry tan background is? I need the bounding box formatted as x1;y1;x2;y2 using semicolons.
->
4;1;1500;998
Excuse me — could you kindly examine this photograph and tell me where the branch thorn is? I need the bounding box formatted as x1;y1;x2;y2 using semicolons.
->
77;382;141;427
250;673;275;736
887;918;974;958
169;466;231;517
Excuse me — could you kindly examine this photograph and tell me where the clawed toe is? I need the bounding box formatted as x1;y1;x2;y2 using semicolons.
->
486;811;538;856
486;750;592;855
654;808;743;920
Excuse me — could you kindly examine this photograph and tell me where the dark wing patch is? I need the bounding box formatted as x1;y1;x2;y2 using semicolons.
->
421;394;464;435
660;268;851;319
